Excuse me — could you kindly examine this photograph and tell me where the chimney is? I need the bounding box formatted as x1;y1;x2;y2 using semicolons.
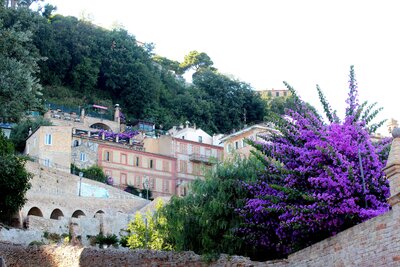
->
383;127;400;206
114;104;121;123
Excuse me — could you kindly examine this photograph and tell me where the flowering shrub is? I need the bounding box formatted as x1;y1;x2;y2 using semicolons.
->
239;66;391;258
94;129;139;142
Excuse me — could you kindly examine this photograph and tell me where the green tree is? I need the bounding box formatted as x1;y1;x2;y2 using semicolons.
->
161;156;263;257
0;16;43;122
179;50;214;73
126;199;171;250
82;165;106;183
0;130;32;223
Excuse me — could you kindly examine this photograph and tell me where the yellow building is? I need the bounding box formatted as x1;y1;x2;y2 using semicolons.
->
258;88;292;100
25;126;73;173
220;124;277;160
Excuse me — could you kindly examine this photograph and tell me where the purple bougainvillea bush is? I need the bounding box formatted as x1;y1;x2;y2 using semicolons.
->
239;66;391;257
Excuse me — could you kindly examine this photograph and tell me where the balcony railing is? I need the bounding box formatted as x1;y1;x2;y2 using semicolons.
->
189;154;215;165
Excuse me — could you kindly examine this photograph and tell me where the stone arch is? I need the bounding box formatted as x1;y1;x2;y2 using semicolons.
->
27;207;43;217
50;208;64;220
72;210;86;218
90;123;111;131
94;210;105;218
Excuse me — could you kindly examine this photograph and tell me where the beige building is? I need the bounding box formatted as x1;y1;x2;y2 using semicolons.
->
25;126;72;173
44;104;124;133
258;88;292;99
220;124;277;160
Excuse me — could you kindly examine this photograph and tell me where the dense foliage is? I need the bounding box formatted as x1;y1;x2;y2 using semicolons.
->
0;130;32;222
71;164;107;183
0;6;265;134
160;157;264;257
0;7;43;122
125;199;171;250
239;66;391;259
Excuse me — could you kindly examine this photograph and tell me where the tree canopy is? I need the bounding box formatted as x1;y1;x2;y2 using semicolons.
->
0;130;32;222
0;7;266;134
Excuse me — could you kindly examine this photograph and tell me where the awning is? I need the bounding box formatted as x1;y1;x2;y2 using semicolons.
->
92;104;108;110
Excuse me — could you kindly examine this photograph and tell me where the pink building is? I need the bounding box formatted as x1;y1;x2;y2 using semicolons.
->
98;143;177;198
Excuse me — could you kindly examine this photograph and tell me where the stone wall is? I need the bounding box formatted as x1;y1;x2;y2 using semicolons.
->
0;242;278;267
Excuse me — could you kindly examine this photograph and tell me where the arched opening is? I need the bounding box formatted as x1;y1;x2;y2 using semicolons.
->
73;140;79;147
27;207;43;217
90;123;111;131
94;210;105;218
50;209;64;220
72;210;86;218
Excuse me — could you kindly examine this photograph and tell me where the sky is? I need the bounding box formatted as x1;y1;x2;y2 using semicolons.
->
39;0;400;135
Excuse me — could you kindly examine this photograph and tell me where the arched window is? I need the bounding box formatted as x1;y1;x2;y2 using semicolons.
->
72;210;86;218
94;210;105;218
73;140;79;147
50;209;64;220
27;207;43;217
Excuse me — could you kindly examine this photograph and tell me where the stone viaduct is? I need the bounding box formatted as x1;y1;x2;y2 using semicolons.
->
7;161;151;245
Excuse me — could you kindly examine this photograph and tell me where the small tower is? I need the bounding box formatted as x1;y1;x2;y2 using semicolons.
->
383;127;400;206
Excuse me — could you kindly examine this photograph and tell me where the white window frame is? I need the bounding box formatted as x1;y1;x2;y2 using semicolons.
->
80;152;86;162
45;134;52;145
44;158;50;167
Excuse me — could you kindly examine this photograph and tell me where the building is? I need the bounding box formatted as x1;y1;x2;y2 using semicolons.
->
145;123;224;195
220;124;277;160
98;142;177;197
45;103;124;133
258;88;292;99
25;126;72;173
24;118;224;197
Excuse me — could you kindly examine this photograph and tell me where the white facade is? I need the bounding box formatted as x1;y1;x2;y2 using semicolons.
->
168;124;213;145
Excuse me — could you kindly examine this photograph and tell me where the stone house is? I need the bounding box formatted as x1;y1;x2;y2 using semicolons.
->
25;126;72;173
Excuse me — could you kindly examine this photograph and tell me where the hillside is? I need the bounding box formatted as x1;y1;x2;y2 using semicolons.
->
0;6;265;134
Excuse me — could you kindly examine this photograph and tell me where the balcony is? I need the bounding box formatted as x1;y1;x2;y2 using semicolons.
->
189;154;215;165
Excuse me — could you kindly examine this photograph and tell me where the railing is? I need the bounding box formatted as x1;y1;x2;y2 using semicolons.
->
73;132;145;151
189;154;215;165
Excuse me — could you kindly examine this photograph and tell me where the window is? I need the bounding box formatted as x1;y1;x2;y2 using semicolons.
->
193;163;200;175
179;160;187;173
73;140;79;147
44;158;50;167
181;136;185;140
276;92;280;97
227;144;232;153
45;134;52;145
121;173;127;185
149;159;154;169
284;91;287;96
179;143;187;154
242;139;247;147
105;151;110;161
198;136;203;143
150;177;155;189
135;156;140;167
235;141;239;149
163;180;170;192
80;152;86;162
121;154;127;164
135;176;141;188
163;161;170;172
